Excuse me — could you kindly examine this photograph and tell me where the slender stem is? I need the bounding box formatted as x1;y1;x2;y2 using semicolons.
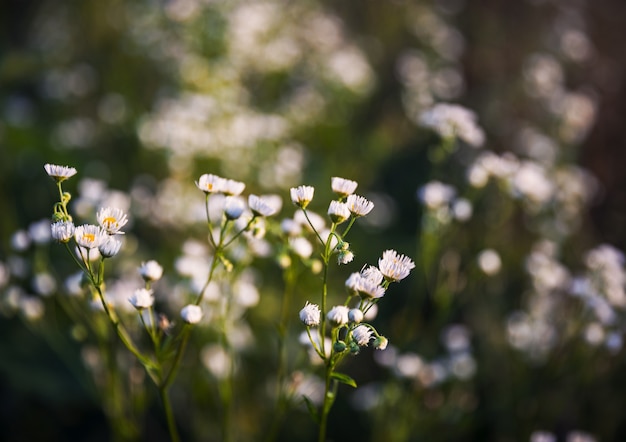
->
159;386;181;442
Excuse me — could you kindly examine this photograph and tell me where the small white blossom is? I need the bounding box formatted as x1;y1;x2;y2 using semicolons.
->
338;250;354;265
74;224;107;249
418;181;456;209
378;249;415;282
418;103;485;147
248;195;277;217
290;185;315;209
51;221;75;243
196;173;226;194
99;237;122;258
478;249;501;275
348;308;364;323
346;194;374;217
373;336;388;350
224;196;246;220
222;179;246;196
181;304;203;324
96;207;129;235
327;305;350;327
352;325;373;346
129;288;154;309
289;237;313;259
361;265;384;285
139;260;164;282
44;163;77;182
327;201;350;224
299;302;321;327
331;177;358;197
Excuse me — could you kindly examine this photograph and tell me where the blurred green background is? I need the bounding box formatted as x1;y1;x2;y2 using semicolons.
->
2;0;626;441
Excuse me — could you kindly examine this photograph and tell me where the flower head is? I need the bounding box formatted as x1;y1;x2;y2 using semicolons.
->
290;185;315;209
352;325;373;346
129;288;154;309
99;237;122;258
346;194;374;217
327;305;350;327
373;336;388;350
378;249;415;282
139;260;164;282
331;177;358;198
224;196;246;220
348;308;364;323
223;179;246;196
181;304;203;324
196;173;226;194
51;221;75;243
74;224;107;249
248;195;278;217
327;201;350;224
345;272;385;299
338;250;354;265
299;302;321;327
97;207;129;235
44;163;77;183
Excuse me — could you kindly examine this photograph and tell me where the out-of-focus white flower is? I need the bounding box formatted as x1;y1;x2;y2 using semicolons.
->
33;272;56;296
224;196;246;220
44;163;77;182
248;194;277;217
129;288;154;309
223;179;246;196
331;177;358;197
181;304;203;324
348;308;363;323
418;181;456;209
20;296;45;321
51;221;75;243
345;272;385;299
378;250;415;282
478;249;501;275
452;198;473;221
139;260;164;282
418;103;485;147
327;201;350;224
75;224;107;249
295;210;325;232
346;194;374;217
29;219;52;244
337;250;354;265
280;218;302;236
289;237;313;259
99;237;122;258
530;431;557;442
201;344;231;380
290;185;315;208
299;302;321;327
97;207;129;235
327;305;350;327
352;325;373;346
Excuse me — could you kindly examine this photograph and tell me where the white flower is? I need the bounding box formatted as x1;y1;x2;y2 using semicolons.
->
224;196;246;220
378;249;415;282
373;336;388;350
331;177;358;197
348;308;363;323
74;224;107;249
99;237;122;258
139;260;164;282
418;181;456;209
96;207;129;235
327;305;350;327
51;221;75;243
352;325;373;346
248;195;277;217
196;173;226;194
289;237;313;259
452;198;473;221
181;304;203;324
129;288;154;309
299;302;321;327
327;201;350;224
346;194;374;217
346;272;386;299
44;163;77;182
290;185;315;209
338;250;354;265
418;103;485;147
478;249;501;275
223;179;246;196
361;265;384;285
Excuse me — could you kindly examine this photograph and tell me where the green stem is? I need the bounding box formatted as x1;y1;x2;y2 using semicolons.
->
159;386;181;442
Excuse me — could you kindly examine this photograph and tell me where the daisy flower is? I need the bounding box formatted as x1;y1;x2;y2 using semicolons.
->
378;249;415;282
248;195;277;217
97;207;128;235
299;302;321;327
290;185;315;209
181;304;203;324
44;163;77;183
51;221;75;243
196;173;226;194
352;325;373;346
129;288;154;309
74;225;107;249
331;177;358;198
327;201;350;224
139;260;164;282
327;305;350;327
99;237;122;258
346;194;374;217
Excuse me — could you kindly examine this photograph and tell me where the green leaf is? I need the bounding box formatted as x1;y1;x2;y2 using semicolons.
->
302;396;320;424
331;372;357;388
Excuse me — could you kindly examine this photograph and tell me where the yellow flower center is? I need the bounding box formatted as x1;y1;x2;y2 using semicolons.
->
83;233;95;243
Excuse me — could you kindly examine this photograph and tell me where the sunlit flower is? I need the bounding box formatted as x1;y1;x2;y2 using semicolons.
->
361;265;384;285
373;336;388;350
338;250;354;265
44;163;77;182
352;325;373;346
74;224;107;249
139;260;164;282
331;177;358;197
348;308;363;323
346;194;374;217
290;185;315;209
129;288;154;309
327;201;350;224
51;221;75;243
196;173;226;194
289;237;313;259
300;302;321;327
223;179;246;196
326;305;350;327
378;249;415;282
181;304;203;324
248;194;277;217
99;237;122;258
418;103;485;147
97;207;129;235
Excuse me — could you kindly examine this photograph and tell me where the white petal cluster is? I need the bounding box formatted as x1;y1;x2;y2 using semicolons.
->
418;103;485;147
248;194;277;217
99;237;122;258
44;163;78;182
326;305;350;327
129;288;154;309
346;194;374;217
331;177;358;197
352;325;373;346
139;260;164;282
97;207;129;235
181;304;203;324
290;185;315;208
74;224;107;249
378;249;415;282
224;196;246;220
345;272;385;299
299;302;321;327
327;201;350;224
196;173;227;193
51;221;75;243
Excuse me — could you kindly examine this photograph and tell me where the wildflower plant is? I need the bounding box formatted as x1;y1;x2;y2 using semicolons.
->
293;177;414;442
